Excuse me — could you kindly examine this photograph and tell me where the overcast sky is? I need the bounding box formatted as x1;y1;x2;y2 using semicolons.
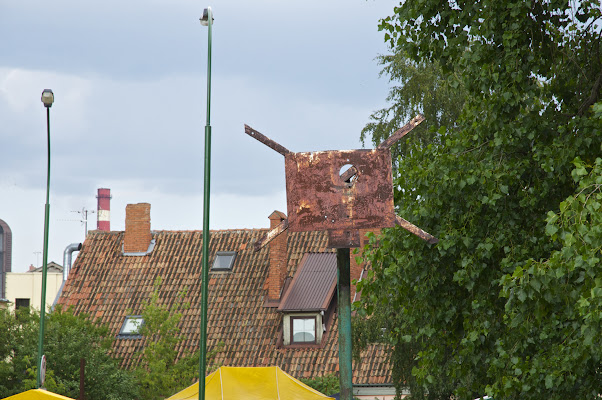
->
0;0;396;272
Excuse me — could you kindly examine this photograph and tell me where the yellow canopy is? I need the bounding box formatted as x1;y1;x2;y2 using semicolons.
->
166;366;333;400
1;389;76;400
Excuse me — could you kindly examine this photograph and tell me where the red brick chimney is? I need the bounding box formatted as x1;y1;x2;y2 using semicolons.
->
267;210;288;302
96;188;111;231
124;203;152;253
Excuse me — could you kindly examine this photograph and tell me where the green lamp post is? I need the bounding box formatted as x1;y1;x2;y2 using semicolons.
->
199;7;213;400
37;88;54;388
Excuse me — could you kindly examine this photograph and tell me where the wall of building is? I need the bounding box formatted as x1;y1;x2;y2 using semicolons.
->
0;218;13;300
355;394;398;400
354;386;407;399
4;271;63;312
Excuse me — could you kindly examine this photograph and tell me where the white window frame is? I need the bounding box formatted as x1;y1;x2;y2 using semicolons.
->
283;312;324;346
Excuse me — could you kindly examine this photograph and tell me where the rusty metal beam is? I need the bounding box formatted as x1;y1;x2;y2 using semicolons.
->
339;166;359;183
395;215;438;244
253;218;289;252
244;124;291;156
377;114;425;149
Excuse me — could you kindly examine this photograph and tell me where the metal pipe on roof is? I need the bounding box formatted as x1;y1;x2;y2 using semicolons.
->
63;242;82;282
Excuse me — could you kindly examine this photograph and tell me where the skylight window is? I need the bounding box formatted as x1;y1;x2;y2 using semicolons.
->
211;251;237;271
119;315;144;338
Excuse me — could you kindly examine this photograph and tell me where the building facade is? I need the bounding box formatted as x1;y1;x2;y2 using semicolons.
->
0;218;13;302
4;262;64;312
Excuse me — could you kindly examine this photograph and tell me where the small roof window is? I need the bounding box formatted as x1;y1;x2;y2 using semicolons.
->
291;316;316;344
211;251;237;271
119;315;144;338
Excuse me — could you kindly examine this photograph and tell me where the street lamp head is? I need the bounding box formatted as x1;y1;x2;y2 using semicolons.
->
200;7;213;26
41;89;54;108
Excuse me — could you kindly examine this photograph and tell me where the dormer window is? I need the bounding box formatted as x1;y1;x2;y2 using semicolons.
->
278;253;338;347
212;251;237;271
291;316;316;344
283;313;324;346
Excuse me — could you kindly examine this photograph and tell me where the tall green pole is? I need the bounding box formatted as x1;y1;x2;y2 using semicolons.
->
37;102;52;388
337;248;353;400
199;7;212;400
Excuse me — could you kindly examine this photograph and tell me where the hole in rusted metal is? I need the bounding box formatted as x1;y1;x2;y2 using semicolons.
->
339;164;357;186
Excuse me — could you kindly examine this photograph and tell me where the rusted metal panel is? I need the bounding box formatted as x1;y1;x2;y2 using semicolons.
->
395;215;439;244
327;229;361;248
244;124;291;156
377;114;425;149
284;149;396;233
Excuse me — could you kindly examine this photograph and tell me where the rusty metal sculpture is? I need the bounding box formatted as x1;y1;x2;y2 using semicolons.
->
245;114;437;250
245;114;437;400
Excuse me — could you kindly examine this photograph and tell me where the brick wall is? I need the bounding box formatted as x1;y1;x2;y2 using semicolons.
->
124;203;151;253
268;211;288;301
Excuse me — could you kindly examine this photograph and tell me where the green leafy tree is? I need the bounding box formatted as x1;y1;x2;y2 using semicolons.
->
495;157;602;399
135;277;223;400
360;50;466;163
0;306;137;400
300;374;340;396
356;1;602;399
0;307;40;396
45;306;138;400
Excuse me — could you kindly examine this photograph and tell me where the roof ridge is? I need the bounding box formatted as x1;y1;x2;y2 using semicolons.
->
88;228;270;234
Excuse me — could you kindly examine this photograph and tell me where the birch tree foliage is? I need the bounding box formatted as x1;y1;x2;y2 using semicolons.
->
356;1;602;399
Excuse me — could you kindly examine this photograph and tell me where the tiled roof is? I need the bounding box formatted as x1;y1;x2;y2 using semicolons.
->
58;228;391;384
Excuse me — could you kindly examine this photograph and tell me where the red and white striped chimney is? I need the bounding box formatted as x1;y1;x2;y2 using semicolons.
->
97;188;111;231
